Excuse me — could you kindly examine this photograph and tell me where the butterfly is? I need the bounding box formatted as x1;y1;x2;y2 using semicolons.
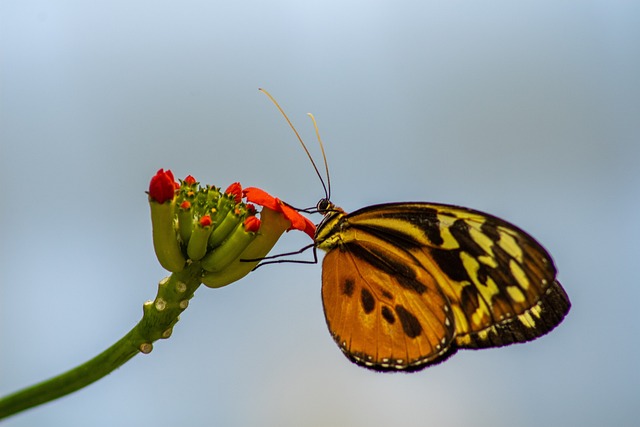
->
258;89;570;372
314;199;570;371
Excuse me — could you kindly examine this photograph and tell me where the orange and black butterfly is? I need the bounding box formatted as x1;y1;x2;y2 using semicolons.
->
314;199;570;371
260;89;570;372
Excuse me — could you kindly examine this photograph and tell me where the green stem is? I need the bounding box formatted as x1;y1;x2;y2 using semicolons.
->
0;262;204;420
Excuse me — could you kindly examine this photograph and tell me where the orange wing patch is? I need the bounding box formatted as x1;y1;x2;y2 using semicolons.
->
321;239;456;371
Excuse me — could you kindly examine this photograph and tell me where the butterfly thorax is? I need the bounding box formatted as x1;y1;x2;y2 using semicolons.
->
314;203;348;251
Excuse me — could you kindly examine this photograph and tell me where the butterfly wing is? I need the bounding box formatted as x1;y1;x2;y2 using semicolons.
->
321;236;457;370
316;202;570;371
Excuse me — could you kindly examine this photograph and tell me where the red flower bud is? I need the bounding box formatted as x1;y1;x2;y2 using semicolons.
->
184;175;197;185
180;201;191;210
224;182;243;204
199;215;212;227
149;169;179;203
243;216;261;232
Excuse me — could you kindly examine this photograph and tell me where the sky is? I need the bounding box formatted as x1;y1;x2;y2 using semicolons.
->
1;1;639;426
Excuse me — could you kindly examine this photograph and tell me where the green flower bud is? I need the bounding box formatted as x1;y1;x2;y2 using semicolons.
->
149;200;186;272
208;207;242;247
200;221;257;273
177;201;194;244
186;215;214;261
201;207;290;288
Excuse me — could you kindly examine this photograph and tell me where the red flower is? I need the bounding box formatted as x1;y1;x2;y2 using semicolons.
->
183;175;197;185
224;182;243;204
243;187;316;239
149;169;179;203
243;216;261;232
199;215;212;227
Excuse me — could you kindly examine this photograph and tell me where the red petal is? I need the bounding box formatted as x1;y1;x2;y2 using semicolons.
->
243;187;315;239
277;199;302;227
166;170;179;189
277;198;316;238
243;187;279;210
301;216;317;239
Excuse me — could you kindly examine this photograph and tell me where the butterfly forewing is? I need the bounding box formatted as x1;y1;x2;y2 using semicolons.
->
316;202;570;371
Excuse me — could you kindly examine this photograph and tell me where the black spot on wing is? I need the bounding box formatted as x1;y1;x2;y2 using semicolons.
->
449;219;486;257
381;289;393;300
397;275;428;295
342;278;355;296
476;264;490;285
345;242;427;294
480;221;501;243
485;245;517;290
410;207;444;246
395;305;422;338
381;306;395;324
361;288;375;314
460;285;481;315
430;248;470;282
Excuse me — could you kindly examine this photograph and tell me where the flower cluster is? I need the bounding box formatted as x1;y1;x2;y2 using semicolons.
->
148;169;315;287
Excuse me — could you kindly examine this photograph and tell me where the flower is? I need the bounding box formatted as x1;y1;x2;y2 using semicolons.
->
243;216;261;232
199;215;212;227
224;182;243;204
243;187;316;239
183;175;197;185
148;169;179;203
148;169;316;284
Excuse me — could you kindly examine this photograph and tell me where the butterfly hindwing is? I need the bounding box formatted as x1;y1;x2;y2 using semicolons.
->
321;233;457;371
316;202;570;371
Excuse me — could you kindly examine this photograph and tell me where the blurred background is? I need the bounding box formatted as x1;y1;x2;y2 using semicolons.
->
1;1;638;426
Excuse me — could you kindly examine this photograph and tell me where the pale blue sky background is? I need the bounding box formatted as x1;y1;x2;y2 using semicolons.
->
1;1;639;426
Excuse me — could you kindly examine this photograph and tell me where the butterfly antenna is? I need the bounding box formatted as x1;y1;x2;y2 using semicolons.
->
259;88;329;201
307;113;331;201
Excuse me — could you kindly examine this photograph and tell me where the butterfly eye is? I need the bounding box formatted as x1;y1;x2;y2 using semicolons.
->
316;198;332;214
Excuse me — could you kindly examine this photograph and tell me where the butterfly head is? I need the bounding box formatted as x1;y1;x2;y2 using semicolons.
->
316;198;333;214
316;198;346;218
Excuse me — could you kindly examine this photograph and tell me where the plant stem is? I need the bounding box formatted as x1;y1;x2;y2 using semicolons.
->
0;262;204;420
